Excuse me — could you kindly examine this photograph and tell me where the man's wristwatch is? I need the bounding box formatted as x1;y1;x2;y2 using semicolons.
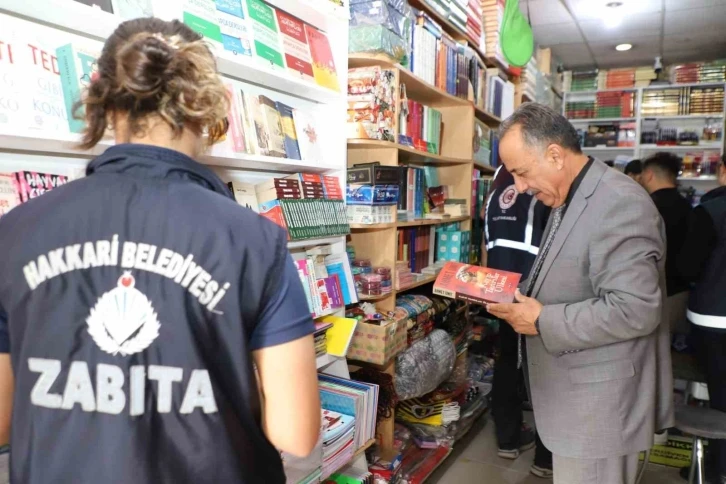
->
535;317;541;334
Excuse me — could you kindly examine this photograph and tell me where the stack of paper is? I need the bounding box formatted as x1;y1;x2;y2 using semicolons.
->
319;375;379;450
321;409;355;479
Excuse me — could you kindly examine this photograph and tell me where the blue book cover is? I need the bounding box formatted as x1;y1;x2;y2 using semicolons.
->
56;43;98;133
275;102;301;160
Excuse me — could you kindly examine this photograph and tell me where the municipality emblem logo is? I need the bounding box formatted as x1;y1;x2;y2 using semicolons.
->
499;184;518;210
87;271;160;356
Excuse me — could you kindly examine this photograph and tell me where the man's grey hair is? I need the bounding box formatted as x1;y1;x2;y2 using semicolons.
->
498;103;582;154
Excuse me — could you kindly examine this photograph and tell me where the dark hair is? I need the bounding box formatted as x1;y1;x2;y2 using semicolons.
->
624;159;642;175
498;103;582;154
604;160;615;167
642;152;682;181
77;18;229;149
722;153;726;167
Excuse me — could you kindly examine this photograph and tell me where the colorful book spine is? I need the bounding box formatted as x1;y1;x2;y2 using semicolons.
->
304;24;339;92
244;0;285;69
225;84;247;152
275;102;301;160
259;95;287;157
0;174;19;218
216;0;253;57
275;9;314;82
56;43;98;133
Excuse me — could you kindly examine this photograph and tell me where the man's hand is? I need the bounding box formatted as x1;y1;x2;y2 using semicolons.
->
487;290;543;335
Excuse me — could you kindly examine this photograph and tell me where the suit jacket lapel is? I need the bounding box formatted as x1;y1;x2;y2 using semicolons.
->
532;159;609;298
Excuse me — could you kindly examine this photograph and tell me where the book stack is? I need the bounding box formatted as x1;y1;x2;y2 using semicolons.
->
481;0;505;60
460;45;487;105
0;171;69;218
447;0;468;33
294;246;358;317
602;68;636;89
595;91;634;118
642;86;725;117
314;321;333;358
466;0;483;47
395;260;415;290
347;66;397;142
486;70;514;118
670;61;726;84
321;408;356;479
231;175;349;241
635;66;658;87
398;100;443;154
567;69;598;92
319;374;379;450
398;227;433;274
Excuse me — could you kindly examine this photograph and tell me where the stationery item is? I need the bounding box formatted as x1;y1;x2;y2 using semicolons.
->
321;316;358;357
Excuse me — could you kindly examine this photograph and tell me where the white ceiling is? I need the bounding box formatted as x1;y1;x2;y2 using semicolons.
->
521;0;726;69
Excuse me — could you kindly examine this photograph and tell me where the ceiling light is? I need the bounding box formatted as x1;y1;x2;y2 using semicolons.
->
616;43;632;51
604;1;624;28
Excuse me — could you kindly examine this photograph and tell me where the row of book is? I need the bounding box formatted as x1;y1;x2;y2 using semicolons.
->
72;0;340;91
398;100;443;154
0;171;69;218
398;227;433;274
410;11;487;106
228;173;342;209
222;86;325;161
417;0;483;50
293;246;358;319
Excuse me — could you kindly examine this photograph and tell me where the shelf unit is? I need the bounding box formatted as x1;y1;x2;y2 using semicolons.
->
346;43;500;460
0;1;372;481
563;84;726;191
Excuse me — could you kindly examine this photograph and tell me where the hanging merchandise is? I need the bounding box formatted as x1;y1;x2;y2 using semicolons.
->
500;0;534;67
394;329;456;400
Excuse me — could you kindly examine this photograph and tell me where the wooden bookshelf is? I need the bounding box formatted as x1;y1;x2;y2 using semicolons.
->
475;105;502;127
347;139;471;166
396;274;438;292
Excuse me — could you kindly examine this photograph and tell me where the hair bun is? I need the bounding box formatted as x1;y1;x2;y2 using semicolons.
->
116;32;176;99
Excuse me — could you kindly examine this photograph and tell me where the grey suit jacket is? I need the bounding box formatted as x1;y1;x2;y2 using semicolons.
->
526;159;674;459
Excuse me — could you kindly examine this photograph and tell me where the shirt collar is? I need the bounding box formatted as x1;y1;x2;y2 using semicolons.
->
86;144;234;200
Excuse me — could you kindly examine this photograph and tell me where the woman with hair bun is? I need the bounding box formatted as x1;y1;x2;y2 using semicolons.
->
0;18;320;483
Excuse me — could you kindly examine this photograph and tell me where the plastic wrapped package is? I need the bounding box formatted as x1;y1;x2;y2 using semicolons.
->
350;1;413;38
349;25;410;63
395;329;456;400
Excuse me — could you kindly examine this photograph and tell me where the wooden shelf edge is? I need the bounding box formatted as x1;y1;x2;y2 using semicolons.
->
396;274;438;292
474;106;502;126
351;216;470;230
354;439;377;458
347;139;471;165
359;293;393;301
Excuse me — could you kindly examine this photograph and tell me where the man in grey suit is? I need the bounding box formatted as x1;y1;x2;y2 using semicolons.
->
488;104;674;484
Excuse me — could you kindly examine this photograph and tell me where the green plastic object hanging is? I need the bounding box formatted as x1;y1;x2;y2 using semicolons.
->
500;0;534;67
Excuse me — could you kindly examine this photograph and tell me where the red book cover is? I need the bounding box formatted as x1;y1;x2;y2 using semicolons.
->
275;10;315;82
258;200;289;238
304;24;339;92
433;262;522;305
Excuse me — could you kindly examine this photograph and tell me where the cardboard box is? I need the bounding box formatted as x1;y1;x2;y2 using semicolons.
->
437;230;471;262
347;319;407;365
347;204;397;225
